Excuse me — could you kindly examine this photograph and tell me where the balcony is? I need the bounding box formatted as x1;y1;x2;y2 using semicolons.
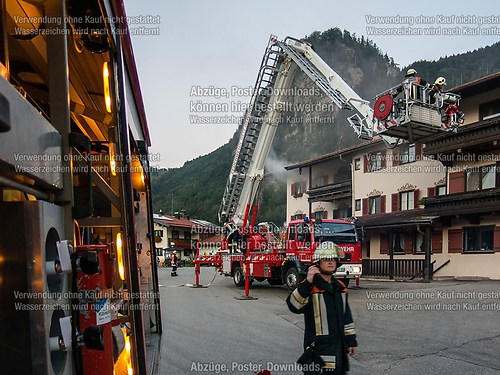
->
423;188;500;215
423;117;500;160
307;180;351;202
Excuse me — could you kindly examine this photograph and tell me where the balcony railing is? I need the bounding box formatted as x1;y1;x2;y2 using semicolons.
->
362;259;431;279
307;180;351;202
423;188;500;214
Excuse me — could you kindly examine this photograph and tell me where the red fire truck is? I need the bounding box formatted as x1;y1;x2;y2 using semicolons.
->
195;35;461;292
216;218;362;291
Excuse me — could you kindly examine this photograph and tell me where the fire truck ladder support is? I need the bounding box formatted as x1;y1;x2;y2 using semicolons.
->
218;39;283;223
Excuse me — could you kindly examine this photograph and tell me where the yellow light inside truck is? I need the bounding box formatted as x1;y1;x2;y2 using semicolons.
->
109;143;117;176
116;232;125;281
103;62;112;113
125;334;133;375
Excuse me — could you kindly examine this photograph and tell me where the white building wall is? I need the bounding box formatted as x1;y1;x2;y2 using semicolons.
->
352;146;445;215
286;168;309;221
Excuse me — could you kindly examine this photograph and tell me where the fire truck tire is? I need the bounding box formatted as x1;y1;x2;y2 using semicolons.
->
233;266;253;287
285;267;303;291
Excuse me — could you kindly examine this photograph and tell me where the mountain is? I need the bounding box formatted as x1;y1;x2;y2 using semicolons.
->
151;28;500;225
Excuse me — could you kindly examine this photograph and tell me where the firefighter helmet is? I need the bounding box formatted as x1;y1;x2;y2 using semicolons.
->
313;241;345;262
405;68;417;77
435;77;446;86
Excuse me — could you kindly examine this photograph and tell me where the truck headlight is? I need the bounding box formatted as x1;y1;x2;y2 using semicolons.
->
352;266;361;274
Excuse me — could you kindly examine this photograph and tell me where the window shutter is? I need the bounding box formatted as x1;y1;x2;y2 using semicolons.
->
449;171;465;193
302;181;307;193
290;216;294;222
364;155;369;173
380;195;386;213
427;187;435;198
362;198;368;215
381;150;387;168
391;193;399;212
323;211;328;219
448;229;463;253
432;231;443;253
494;226;500;252
413;189;420;209
380;234;389;254
415;143;423;158
291;183;295;196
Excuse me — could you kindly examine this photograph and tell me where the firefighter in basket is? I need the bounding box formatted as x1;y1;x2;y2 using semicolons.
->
287;242;357;374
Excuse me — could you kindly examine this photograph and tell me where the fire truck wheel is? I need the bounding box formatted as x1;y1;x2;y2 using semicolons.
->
285;267;303;291
233;266;245;287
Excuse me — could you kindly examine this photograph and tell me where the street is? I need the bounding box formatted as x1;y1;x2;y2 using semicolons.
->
157;266;500;374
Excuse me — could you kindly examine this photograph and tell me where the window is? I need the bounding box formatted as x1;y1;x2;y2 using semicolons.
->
314;175;327;187
414;232;425;254
172;230;180;239
436;185;446;196
354;158;361;171
390;232;405;254
369;152;382;172
369;196;381;214
154;230;163;237
184;231;192;240
355;199;361;211
293;214;305;220
333;208;350;219
292;181;306;197
479;99;500;121
400;143;416;164
314;211;326;220
463;226;494;253
466;165;496;191
288;225;296;240
400;191;415;211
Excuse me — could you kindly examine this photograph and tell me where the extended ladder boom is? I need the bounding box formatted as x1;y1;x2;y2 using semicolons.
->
219;35;459;224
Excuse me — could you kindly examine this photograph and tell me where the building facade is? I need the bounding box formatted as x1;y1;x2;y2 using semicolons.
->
153;213;218;262
285;72;500;280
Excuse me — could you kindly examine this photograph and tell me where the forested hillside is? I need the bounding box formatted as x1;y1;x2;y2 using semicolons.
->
151;28;500;225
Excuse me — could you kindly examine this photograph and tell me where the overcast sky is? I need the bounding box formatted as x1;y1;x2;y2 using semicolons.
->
122;0;499;169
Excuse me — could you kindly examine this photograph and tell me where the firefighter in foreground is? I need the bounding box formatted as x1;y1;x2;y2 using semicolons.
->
287;242;357;374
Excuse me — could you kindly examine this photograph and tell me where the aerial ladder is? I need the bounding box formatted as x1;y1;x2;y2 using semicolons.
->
218;35;461;226
196;35;461;293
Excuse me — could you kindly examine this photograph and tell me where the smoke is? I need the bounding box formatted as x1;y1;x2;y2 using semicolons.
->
264;149;290;182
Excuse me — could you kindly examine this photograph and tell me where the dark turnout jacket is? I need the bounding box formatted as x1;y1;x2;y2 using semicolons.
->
287;276;357;374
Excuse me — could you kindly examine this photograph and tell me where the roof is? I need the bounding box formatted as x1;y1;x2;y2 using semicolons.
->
154;215;203;229
356;209;438;229
154;214;221;232
447;71;500;99
285;139;384;171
